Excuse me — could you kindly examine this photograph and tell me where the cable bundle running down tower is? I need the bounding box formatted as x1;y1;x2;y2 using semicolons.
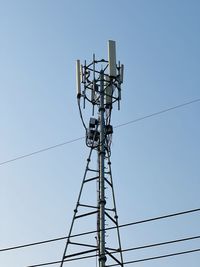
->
60;41;124;267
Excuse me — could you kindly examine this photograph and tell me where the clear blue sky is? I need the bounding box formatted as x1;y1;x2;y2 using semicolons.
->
0;0;200;266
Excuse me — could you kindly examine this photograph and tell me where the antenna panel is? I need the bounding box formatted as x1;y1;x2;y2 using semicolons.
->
108;40;117;77
76;60;81;96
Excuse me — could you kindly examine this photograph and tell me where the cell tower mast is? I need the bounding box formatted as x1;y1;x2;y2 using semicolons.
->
60;41;124;267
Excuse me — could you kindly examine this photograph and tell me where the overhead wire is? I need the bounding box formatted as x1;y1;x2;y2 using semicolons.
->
0;97;199;167
26;235;200;266
0;137;84;166
26;244;200;267
106;248;200;266
0;207;199;253
115;97;200;129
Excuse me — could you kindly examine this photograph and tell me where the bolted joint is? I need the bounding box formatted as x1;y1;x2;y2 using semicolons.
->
98;151;106;156
99;107;105;112
99;255;107;262
99;199;106;205
77;93;82;99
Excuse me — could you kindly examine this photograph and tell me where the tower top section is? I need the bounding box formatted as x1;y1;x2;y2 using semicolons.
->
76;40;124;111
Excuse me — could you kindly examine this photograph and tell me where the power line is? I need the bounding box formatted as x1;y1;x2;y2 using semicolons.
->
0;98;199;167
0;137;84;166
27;248;200;267
117;207;200;231
115;98;200;128
0;207;199;253
119;234;200;253
107;248;200;266
26;235;200;267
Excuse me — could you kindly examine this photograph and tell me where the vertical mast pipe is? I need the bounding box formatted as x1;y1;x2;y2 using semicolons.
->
99;70;106;267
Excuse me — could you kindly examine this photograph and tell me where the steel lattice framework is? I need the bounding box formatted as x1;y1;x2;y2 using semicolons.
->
60;41;124;267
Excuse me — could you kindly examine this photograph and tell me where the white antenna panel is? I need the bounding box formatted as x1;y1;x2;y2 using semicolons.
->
76;60;81;96
108;40;116;77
